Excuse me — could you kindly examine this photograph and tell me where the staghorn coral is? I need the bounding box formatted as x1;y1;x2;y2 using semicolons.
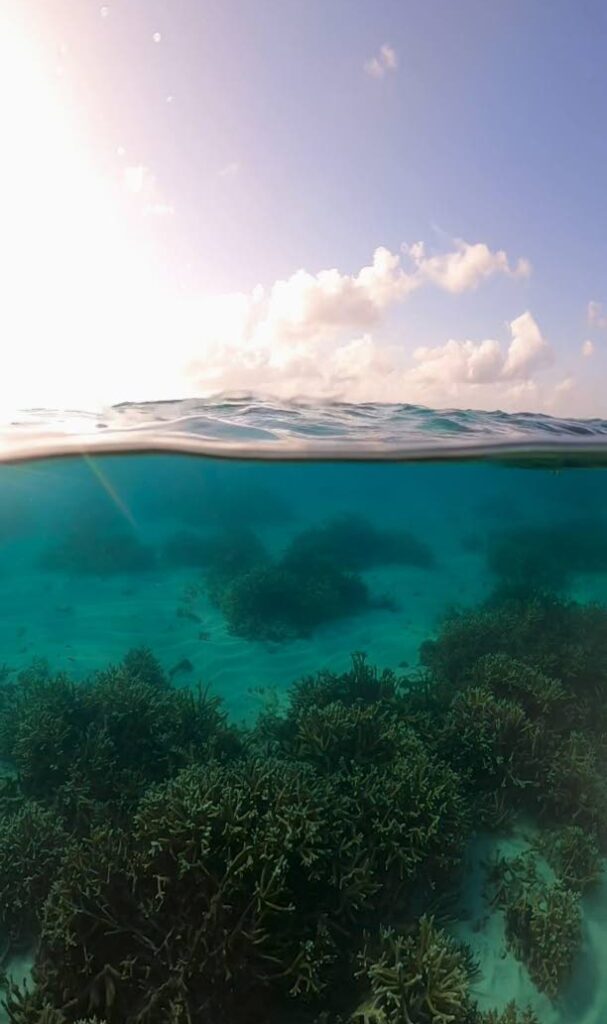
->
478;1003;539;1024
419;593;607;699
29;760;352;1022
540;730;607;840
471;654;567;726
345;732;470;913
353;916;475;1024
441;687;537;791
289;653;401;715
0;802;71;948
289;702;409;771
0;650;239;825
534;825;602;893
488;852;581;999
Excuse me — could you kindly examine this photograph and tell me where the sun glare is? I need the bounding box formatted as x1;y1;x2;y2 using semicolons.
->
0;7;173;413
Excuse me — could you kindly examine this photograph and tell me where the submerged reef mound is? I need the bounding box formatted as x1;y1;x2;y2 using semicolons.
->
283;514;435;573
486;518;607;593
3;591;607;1020
203;518;413;642
163;525;267;575
212;560;376;642
39;520;156;576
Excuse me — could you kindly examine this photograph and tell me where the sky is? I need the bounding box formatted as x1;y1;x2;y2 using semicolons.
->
1;0;607;417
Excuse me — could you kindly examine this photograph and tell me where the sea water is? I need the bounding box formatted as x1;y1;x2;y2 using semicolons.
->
1;402;607;1023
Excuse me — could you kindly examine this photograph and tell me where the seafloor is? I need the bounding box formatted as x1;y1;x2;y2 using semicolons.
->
0;452;607;1022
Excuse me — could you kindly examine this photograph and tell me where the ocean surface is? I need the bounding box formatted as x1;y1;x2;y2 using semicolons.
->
1;398;607;1023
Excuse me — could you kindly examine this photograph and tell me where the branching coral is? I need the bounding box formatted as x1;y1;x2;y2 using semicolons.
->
0;650;239;824
478;1003;539;1024
289;653;402;715
487;853;581;999
0;802;71;948
534;825;602;893
353;917;475;1024
419;593;607;698
31;760;350;1022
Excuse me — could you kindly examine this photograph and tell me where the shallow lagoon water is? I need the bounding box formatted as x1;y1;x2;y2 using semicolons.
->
2;402;607;1023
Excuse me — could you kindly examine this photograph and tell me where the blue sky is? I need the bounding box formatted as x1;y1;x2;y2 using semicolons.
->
3;0;607;414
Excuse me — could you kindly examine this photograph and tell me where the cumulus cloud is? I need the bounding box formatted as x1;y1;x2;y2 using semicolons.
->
178;241;540;411
235;239;530;348
587;300;607;328
409;313;551;390
406;239;531;293
364;43;398;78
582;339;595;357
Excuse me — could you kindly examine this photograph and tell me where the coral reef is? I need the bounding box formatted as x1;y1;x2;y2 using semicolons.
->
212;560;373;641
3;585;607;1020
486;519;607;594
39;520;156;576
283;514;434;573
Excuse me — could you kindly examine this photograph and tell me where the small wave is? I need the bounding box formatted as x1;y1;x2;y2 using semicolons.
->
2;396;607;462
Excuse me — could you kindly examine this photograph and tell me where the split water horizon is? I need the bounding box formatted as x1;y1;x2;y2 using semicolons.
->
1;398;607;1024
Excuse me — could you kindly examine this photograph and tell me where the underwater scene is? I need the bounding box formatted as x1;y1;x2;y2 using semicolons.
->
3;439;607;1023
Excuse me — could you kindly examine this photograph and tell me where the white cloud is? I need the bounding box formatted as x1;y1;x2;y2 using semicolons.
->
582;339;595;357
502;311;551;377
240;239;529;347
406;239;531;293
587;300;607;328
409;313;551;390
364;43;398;78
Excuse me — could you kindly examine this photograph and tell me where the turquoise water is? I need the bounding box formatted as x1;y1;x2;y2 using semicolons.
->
2;402;607;1023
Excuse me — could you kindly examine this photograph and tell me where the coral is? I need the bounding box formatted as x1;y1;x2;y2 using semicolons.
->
539;731;607;840
488;853;581;999
283;514;434;574
163;526;267;579
419;593;607;698
345;732;470;912
353;917;475;1024
439;687;541;815
534;825;602;893
471;654;567;725
39;520;156;576
478;1003;539;1024
486;520;607;594
289;653;401;715
213;560;373;642
0;802;71;948
32;760;349;1022
0;650;239;822
289;702;408;771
